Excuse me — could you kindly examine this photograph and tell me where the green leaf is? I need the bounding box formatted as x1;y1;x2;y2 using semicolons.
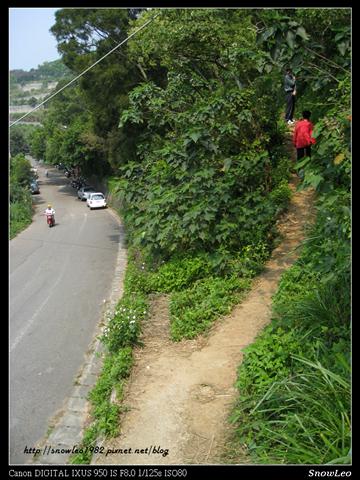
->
286;31;296;49
335;31;346;42
337;42;348;56
326;455;352;465
304;173;324;190
296;26;309;41
262;27;276;41
264;63;273;73
188;131;202;143
294;156;311;169
223;158;232;172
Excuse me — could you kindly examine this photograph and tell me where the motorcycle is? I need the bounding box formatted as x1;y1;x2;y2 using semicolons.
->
46;213;55;228
71;177;86;189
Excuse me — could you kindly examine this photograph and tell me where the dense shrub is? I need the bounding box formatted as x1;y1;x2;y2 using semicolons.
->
230;77;351;463
10;154;34;238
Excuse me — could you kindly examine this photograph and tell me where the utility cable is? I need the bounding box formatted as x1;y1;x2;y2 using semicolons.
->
10;12;160;128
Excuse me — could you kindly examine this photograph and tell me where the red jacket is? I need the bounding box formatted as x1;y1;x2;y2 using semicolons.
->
293;119;316;149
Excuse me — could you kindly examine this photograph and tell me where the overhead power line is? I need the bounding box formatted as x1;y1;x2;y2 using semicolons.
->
9;13;160;128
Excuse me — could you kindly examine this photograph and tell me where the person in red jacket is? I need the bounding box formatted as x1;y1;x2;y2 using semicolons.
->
293;110;316;160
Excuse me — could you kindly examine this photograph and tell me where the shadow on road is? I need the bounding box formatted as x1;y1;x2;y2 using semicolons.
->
40;173;81;200
108;224;125;245
57;184;81;199
108;234;121;244
32;195;46;207
42;174;69;187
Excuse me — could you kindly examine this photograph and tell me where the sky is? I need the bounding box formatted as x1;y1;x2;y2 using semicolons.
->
9;8;60;71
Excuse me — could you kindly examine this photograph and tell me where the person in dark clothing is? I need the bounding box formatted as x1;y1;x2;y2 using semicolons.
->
284;68;296;124
293;110;316;160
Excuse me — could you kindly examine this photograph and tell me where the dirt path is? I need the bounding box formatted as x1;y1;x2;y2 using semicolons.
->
92;174;315;465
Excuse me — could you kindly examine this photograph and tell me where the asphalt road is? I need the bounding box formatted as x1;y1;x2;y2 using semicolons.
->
9;163;123;464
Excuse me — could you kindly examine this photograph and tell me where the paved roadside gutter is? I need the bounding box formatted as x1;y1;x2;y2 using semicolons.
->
32;207;127;465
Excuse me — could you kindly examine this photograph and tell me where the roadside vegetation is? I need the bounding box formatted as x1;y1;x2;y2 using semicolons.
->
9;122;43;238
15;8;350;465
70;261;150;464
9;154;35;238
9;61;70;239
227;10;351;464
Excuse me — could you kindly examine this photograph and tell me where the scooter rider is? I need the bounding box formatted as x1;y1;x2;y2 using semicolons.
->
44;204;56;225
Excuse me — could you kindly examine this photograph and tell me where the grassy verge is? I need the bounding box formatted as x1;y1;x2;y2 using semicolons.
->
10;194;33;239
125;240;275;341
70;288;149;464
170;276;252;340
231;356;350;464
228;192;351;464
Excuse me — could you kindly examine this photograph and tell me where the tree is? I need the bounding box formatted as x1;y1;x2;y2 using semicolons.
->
10;59;71;83
58;117;107;176
50;9;145;132
36;59;71;79
29;127;46;160
46;8;159;169
10;127;30;156
10;154;33;187
114;9;289;257
28;96;37;107
252;8;351;116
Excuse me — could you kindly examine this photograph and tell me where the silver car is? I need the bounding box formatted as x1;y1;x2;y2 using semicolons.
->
77;186;96;201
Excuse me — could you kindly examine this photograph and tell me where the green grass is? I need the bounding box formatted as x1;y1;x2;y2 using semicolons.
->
70;425;98;464
70;275;149;464
229;203;351;465
101;293;148;354
10;200;33;239
229;271;351;464
124;241;273;342
230;357;351;464
70;347;134;464
170;276;252;340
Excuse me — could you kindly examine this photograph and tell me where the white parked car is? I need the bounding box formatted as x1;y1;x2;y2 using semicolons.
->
86;192;107;210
